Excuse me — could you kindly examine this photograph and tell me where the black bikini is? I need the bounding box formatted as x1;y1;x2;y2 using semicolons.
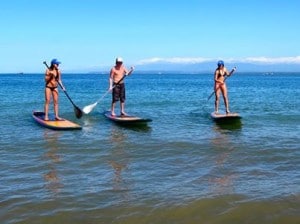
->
217;70;226;79
45;85;58;91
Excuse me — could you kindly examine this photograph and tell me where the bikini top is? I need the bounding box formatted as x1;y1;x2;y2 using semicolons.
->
217;69;226;79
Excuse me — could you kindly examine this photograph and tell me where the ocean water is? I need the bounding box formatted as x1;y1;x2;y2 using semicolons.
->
0;72;299;224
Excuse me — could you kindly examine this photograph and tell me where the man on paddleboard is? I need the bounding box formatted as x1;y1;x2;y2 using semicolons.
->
214;60;236;114
109;57;134;116
44;59;65;121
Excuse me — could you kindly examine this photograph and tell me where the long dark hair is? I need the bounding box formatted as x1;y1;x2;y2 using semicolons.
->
50;64;56;70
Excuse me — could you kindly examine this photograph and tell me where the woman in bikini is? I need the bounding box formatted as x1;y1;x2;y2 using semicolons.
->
44;59;65;121
214;60;235;114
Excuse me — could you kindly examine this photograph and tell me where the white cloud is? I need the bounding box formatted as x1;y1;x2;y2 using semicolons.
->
137;56;300;65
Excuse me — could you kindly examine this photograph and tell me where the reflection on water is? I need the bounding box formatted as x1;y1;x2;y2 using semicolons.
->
213;119;243;131
42;130;64;195
209;126;238;195
112;122;152;132
108;126;132;201
110;160;128;191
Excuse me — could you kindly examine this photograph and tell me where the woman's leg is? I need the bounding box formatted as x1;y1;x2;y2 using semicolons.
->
52;89;62;120
44;88;51;120
214;83;221;113
221;85;230;113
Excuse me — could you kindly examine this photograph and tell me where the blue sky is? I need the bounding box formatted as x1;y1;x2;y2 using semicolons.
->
1;0;300;72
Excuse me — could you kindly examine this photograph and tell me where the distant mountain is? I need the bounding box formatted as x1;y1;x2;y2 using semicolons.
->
133;61;300;73
63;57;300;74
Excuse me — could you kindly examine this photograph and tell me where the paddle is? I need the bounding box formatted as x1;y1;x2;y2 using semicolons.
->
207;67;237;101
82;74;127;114
43;61;83;119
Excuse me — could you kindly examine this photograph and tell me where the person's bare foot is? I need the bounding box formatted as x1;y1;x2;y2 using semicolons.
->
120;112;128;116
55;117;64;121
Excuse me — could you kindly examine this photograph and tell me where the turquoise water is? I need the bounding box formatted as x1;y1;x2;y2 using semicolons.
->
0;72;299;223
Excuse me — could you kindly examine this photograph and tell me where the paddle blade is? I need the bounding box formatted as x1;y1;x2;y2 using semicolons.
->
74;106;83;119
82;102;98;114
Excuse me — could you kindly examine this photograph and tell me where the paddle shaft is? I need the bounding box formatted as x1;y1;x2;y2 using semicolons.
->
43;61;83;118
97;74;127;104
207;67;236;101
82;74;129;114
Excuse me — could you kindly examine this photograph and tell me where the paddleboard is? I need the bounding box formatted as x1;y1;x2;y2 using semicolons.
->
104;111;152;125
32;111;82;130
210;112;242;122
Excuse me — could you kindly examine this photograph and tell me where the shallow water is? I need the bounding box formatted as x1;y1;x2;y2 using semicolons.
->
0;72;299;223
